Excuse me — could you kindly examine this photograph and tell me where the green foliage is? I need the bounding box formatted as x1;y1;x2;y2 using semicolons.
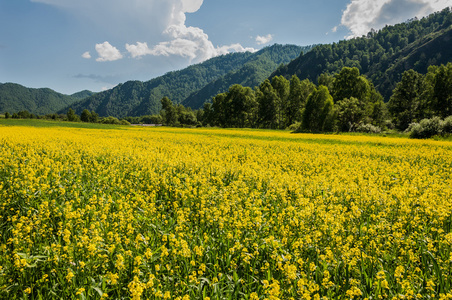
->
356;123;382;134
203;85;257;128
271;75;290;128
389;63;452;130
0;83;80;115
159;97;200;127
66;108;79;122
335;97;366;132
273;7;452;100
70;90;95;100
80;109;92;122
256;80;278;129
388;69;424;130
332;67;371;102
225;84;257;128
443;115;452;134
302;86;334;132
408;116;444;138
286;77;316;127
160;97;177;126
100;116;130;125
183;44;312;109
422;63;452;118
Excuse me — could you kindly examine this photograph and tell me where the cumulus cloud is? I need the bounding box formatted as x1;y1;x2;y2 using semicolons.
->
340;0;452;38
256;34;274;45
33;0;254;63
82;51;91;59
95;42;123;62
126;26;256;62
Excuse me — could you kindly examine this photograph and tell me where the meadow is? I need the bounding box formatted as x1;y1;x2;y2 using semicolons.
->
1;120;452;299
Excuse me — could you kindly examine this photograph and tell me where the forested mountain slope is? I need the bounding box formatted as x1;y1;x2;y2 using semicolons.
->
182;44;314;109
66;44;305;117
0;83;81;115
272;7;452;100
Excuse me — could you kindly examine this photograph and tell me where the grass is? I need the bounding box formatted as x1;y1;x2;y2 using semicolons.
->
0;119;130;130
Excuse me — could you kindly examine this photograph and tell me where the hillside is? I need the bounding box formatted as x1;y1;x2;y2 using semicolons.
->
182;44;314;109
272;7;452;100
0;83;81;115
66;44;304;117
71;90;95;100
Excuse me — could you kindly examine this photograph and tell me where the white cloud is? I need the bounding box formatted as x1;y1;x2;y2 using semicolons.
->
340;0;452;38
33;0;254;63
126;26;256;63
256;34;274;45
95;42;123;62
82;51;91;59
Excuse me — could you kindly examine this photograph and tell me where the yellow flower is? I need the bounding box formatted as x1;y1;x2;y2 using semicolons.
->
76;288;85;295
66;269;75;283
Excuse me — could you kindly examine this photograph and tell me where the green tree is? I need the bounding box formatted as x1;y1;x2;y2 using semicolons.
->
66;108;79;122
302;86;334;132
225;84;257;128
318;73;334;93
299;79;316;114
388;69;424;130
257;79;278;129
176;105;197;126
271;76;290;128
160;97;178;126
90;111;99;123
80;109;92;122
370;98;388;128
423;63;452;118
211;93;228;127
336;97;365;131
332;67;371;103
202;102;213;126
4;112;10;119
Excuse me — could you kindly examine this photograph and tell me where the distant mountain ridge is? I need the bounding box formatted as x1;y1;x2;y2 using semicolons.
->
0;83;86;115
65;44;306;117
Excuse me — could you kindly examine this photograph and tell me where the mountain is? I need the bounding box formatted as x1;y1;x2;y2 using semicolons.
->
182;44;315;109
66;44;305;117
0;83;80;115
71;90;95;100
272;7;452;100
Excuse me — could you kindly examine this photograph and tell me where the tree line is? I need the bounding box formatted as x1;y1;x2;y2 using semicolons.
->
3;108;130;125
159;63;452;135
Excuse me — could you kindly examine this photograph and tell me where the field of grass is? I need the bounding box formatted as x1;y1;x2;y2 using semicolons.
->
1;121;452;299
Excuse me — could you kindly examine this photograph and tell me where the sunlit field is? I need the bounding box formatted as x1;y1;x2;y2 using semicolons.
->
1;122;452;299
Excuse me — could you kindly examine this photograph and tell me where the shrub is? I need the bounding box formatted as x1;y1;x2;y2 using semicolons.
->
409;117;443;139
356;123;382;134
288;122;302;131
442;116;452;134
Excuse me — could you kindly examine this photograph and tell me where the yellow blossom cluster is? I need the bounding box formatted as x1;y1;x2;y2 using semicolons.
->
0;124;452;299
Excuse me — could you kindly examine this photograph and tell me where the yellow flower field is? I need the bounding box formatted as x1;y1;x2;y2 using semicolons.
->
1;124;452;299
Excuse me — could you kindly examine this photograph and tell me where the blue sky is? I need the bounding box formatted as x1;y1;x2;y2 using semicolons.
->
1;0;451;94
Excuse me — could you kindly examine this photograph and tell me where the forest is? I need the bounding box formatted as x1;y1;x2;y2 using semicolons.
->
156;63;452;137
